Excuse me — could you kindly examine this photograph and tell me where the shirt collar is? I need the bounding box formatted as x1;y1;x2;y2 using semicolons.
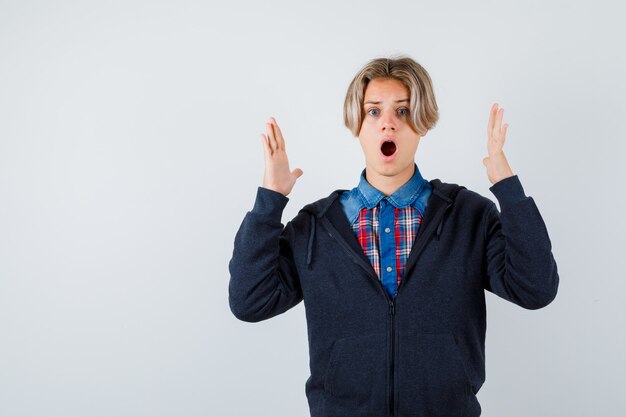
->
357;162;428;209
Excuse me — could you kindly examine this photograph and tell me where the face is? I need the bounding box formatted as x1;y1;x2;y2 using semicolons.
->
358;77;425;179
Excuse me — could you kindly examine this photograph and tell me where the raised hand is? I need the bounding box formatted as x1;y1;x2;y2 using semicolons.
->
261;117;303;196
483;103;514;185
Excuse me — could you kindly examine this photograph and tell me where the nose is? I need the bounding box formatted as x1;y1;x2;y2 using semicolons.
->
380;110;397;132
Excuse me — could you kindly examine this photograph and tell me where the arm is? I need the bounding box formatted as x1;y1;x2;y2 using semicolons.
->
483;175;559;309
228;116;305;322
228;186;303;322
481;103;559;309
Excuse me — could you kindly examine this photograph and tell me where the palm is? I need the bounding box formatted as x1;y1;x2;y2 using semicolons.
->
483;103;514;185
487;103;507;154
261;117;303;196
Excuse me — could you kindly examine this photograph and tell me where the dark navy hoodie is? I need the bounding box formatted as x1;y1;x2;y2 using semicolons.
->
228;174;559;417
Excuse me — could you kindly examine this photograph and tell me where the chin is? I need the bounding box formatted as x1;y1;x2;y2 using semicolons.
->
372;163;402;176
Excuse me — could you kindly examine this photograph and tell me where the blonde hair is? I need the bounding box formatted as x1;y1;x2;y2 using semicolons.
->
343;55;439;137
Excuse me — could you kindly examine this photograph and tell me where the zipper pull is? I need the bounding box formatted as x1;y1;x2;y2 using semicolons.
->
389;301;395;316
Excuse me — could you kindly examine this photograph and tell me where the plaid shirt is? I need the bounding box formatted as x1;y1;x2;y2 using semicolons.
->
338;163;431;299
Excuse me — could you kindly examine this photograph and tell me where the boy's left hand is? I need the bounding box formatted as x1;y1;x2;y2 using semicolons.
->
483;103;514;185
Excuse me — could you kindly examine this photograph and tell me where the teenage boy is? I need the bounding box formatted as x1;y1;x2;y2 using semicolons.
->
228;56;559;417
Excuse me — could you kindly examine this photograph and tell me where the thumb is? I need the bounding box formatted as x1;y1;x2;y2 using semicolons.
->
482;157;489;167
292;168;303;178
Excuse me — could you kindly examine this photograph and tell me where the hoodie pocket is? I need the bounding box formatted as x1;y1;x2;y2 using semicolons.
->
397;331;472;415
323;333;387;404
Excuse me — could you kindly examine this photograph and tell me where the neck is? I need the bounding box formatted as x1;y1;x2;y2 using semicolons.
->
365;163;415;196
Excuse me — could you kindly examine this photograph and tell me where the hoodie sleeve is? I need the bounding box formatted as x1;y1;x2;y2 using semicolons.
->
483;175;559;310
228;186;304;322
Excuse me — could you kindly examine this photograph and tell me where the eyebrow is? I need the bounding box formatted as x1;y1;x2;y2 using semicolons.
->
364;99;410;105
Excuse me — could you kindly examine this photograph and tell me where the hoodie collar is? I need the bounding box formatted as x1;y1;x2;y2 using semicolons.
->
357;162;428;209
302;176;464;269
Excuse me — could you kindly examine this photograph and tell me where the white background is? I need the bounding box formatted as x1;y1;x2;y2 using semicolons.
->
0;0;624;416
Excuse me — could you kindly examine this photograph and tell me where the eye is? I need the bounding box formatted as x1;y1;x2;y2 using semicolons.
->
367;108;379;116
398;107;409;116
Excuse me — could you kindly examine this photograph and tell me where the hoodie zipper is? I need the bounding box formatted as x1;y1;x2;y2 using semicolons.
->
385;203;452;417
324;222;398;416
368;201;452;416
319;202;452;417
389;297;396;417
370;277;397;417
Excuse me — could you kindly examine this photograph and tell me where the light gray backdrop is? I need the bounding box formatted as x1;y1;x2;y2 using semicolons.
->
0;0;624;416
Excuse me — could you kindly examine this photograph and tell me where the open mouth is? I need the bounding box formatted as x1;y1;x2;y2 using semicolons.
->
381;140;397;156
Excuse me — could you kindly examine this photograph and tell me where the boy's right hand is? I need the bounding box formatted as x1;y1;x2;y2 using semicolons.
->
261;117;303;196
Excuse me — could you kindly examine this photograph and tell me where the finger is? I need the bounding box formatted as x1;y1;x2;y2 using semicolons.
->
292;168;303;178
270;117;285;150
501;124;509;144
493;107;504;137
261;133;272;157
487;103;498;134
266;121;277;152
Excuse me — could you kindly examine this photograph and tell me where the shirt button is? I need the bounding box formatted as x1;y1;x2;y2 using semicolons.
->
386;266;392;272
384;227;391;233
